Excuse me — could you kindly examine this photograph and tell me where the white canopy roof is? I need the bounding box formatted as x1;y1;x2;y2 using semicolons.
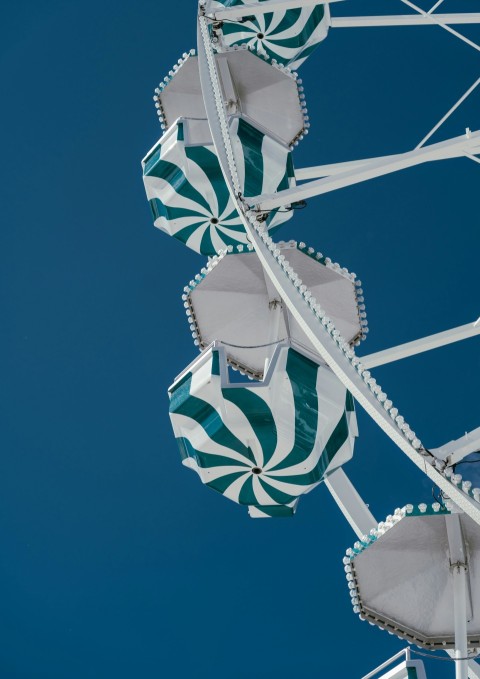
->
159;49;306;146
348;506;480;649
186;242;365;378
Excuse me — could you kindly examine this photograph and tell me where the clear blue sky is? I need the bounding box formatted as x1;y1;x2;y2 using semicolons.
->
1;1;479;677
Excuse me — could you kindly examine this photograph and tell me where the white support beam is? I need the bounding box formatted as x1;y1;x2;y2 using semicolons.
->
428;0;445;15
431;427;480;466
324;468;377;539
416;77;480;149
446;513;470;679
206;0;343;21
331;14;480;28
448;653;480;679
295;157;374;181
467;661;480;679
361;319;480;370
466;153;480;166
249;131;480;211
400;0;480;53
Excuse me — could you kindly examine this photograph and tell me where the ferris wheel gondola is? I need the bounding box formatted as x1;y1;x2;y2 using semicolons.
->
168;342;357;517
204;0;330;69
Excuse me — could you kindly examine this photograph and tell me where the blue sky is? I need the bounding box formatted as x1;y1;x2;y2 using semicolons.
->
1;1;479;677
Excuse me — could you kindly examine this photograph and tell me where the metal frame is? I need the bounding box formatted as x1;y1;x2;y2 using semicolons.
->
196;11;480;527
324;467;376;539
361;318;480;370
195;6;480;676
331;14;480;28
446;513;470;679
432;428;480;467
249;131;480;211
361;648;427;679
204;0;342;21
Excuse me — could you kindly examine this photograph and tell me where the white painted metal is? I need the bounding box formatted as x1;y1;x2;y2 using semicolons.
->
428;0;444;15
446;514;469;679
432;427;480;467
361;319;480;370
206;0;344;22
362;649;411;679
295;157;378;181
447;654;480;679
400;0;480;53
465;153;480;166
197;13;480;527
467;660;480;679
417;77;480;149
331;14;480;28
264;300;282;374
324;467;377;539
351;510;480;648
249;130;480;210
159;50;305;148
362;649;427;679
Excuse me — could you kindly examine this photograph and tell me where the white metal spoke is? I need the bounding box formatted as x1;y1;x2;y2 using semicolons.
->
361;318;480;369
197;15;480;529
446;514;469;679
331;14;480;29
428;0;444;14
324;468;377;539
416;77;480;149
448;653;480;679
465;152;480;166
467;660;480;679
400;0;480;52
432;427;480;466
206;0;344;21
248;131;480;211
296;157;382;181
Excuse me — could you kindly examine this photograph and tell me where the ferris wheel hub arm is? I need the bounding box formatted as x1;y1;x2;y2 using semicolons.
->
431;427;480;467
330;13;480;28
205;0;342;22
324;467;377;539
361;319;480;370
249;130;480;211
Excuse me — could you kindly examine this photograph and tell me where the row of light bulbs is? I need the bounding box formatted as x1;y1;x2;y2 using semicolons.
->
180;239;369;362
152;42;309;148
196;14;480;513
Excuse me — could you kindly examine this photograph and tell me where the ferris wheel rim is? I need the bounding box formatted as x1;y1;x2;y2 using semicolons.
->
195;9;480;528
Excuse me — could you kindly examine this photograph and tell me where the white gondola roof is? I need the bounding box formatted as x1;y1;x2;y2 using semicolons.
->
157;49;306;147
185;241;366;378
345;505;480;649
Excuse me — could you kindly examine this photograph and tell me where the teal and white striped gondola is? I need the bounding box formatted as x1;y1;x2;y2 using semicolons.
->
142;117;295;255
206;0;330;70
169;343;357;517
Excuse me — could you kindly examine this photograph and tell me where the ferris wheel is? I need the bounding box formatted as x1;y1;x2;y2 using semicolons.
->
141;2;480;677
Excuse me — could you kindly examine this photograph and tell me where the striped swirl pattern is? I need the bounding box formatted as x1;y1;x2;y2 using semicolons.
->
142;118;294;255
209;0;329;70
169;346;357;517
